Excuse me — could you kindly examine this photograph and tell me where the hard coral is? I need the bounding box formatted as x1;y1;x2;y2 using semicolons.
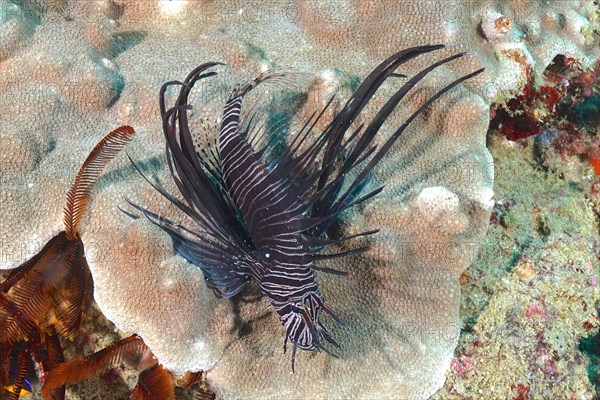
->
436;133;600;400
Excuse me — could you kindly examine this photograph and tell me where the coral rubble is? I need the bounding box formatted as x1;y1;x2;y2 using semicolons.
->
435;128;600;400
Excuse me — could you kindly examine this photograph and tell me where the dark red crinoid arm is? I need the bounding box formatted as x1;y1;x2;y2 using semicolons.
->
130;364;175;400
42;334;147;398
43;335;176;400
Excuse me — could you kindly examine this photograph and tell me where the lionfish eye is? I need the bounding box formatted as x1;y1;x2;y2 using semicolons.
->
259;248;271;260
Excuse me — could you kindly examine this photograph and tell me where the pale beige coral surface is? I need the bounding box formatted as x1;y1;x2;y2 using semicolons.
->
0;1;598;399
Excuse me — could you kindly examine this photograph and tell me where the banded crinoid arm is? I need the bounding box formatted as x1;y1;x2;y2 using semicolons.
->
63;126;136;241
0;126;136;343
42;334;182;400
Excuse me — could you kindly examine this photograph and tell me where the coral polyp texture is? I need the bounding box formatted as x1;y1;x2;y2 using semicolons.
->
0;0;598;399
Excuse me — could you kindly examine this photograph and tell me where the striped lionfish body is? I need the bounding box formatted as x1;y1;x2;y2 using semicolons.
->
129;45;483;368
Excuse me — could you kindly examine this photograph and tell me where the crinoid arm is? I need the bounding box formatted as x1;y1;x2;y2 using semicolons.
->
0;232;76;344
63;125;135;240
41;335;177;400
130;364;175;400
0;125;135;342
1;126;135;400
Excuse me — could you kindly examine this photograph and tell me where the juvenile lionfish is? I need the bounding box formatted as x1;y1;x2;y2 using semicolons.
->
129;45;483;369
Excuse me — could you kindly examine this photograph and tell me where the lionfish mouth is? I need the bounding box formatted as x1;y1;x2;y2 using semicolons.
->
126;45;484;369
278;292;344;367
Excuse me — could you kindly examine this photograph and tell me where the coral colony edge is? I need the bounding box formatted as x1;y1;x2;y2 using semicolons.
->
0;45;482;398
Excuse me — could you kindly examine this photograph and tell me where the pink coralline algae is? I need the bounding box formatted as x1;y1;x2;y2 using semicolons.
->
449;357;476;377
526;304;548;320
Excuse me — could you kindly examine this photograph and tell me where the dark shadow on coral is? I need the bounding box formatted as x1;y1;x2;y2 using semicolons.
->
579;330;600;394
228;283;270;340
110;31;148;58
94;155;163;192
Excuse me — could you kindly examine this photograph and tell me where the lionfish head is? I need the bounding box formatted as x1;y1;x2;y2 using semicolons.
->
279;291;342;370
